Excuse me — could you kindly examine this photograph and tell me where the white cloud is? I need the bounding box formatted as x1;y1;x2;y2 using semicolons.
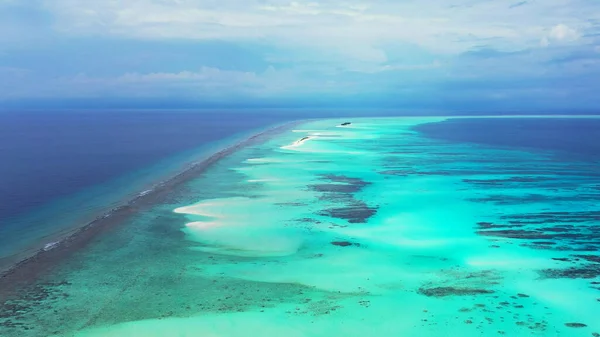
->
542;23;580;46
549;24;579;41
3;0;600;102
116;68;259;84
66;67;281;96
0;65;371;99
2;60;439;100
40;0;600;62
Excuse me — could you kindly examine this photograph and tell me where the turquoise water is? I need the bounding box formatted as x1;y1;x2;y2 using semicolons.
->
1;117;599;336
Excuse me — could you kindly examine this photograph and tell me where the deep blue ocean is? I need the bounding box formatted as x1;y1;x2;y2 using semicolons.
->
414;117;600;162
0;110;292;266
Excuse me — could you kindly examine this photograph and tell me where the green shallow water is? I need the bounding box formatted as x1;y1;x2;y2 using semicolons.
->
1;117;600;337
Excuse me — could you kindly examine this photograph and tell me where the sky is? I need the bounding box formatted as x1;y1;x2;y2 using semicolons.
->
1;0;599;110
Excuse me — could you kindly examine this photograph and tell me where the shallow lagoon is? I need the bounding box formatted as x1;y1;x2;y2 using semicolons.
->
1;117;599;337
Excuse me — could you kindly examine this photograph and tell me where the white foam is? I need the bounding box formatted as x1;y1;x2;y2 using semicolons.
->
185;221;223;230
43;241;59;251
138;189;152;197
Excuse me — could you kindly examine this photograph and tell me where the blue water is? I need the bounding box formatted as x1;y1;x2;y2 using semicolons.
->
414;117;600;162
0;110;291;267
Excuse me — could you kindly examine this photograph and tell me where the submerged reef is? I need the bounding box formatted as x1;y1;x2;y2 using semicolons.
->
477;213;600;284
418;287;495;297
310;174;378;224
476;216;600;253
330;241;360;247
539;265;600;279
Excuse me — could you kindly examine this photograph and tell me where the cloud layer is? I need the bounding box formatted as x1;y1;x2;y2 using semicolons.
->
1;0;600;109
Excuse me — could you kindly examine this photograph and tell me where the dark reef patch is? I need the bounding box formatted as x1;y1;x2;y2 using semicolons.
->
311;184;364;194
501;211;600;224
539;264;600;279
310;175;378;224
331;241;360;247
295;217;321;224
532;241;557;245
319;203;378;224
477;229;553;240
418;287;495;297
476;218;600;253
565;323;587;328
573;255;600;263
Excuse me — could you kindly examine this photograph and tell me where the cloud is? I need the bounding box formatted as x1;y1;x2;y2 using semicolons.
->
541;24;580;46
115;68;259;85
1;0;600;108
1;65;379;100
40;0;600;56
57;67;293;98
444;44;600;107
549;24;580;41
